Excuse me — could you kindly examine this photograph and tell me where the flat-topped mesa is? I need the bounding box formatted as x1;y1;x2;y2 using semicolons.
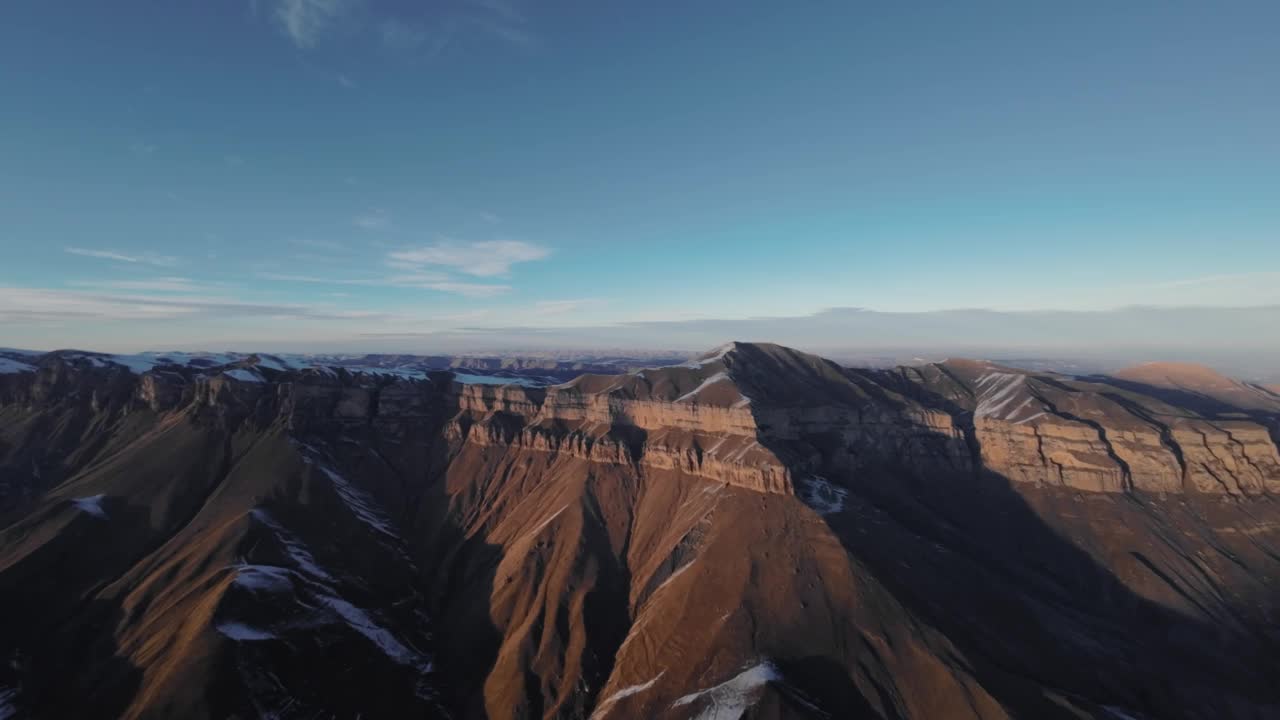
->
446;345;794;493
1109;361;1280;414
5;343;1277;498
916;359;1280;495
444;343;976;494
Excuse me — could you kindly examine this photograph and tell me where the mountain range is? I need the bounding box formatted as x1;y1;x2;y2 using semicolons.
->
1;342;1278;719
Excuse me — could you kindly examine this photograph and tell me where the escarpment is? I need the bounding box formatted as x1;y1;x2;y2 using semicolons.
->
1;343;1279;719
5;342;1278;518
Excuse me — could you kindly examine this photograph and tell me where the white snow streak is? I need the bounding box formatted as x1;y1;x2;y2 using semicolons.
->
0;687;18;720
71;495;108;519
0;358;36;374
216;621;277;641
223;368;264;383
313;592;429;670
452;372;544;387
232;564;294;593
799;476;847;515
677;343;735;369
251;354;298;371
591;672;665;718
675;372;731;403
240;508;431;671
672;662;781;719
974;372;1027;418
248;508;335;582
654;560;696;595
519;504;569;544
314;465;398;539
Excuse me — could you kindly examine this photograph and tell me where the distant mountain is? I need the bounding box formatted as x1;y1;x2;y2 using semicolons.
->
1;343;1278;719
349;305;1280;380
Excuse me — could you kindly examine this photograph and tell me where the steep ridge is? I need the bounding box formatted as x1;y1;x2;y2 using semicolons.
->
0;344;1278;718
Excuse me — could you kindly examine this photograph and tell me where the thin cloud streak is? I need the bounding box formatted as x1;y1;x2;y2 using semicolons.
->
388;239;550;277
1135;271;1280;290
257;270;510;297
68;277;213;293
532;298;603;316
0;286;392;323
272;0;351;48
354;210;392;231
258;0;537;55
65;247;179;267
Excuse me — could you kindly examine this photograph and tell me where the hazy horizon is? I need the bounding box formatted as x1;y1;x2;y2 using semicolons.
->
7;305;1280;381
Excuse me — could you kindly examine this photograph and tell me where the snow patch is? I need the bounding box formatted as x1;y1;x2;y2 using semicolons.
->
974;372;1028;419
672;662;782;719
248;508;335;582
233;564;294;593
677;342;736;369
313;465;399;539
243;508;431;672
0;358;36;374
251;354;298;372
520;504;569;544
0;687;18;720
223;368;264;383
654;560;696;595
591;672;665;718
312;592;430;670
102;354;165;373
725;439;762;463
675;372;732;403
799;476;847;516
452;372;545;387
351;367;428;380
216;621;277;641
72;495;108;519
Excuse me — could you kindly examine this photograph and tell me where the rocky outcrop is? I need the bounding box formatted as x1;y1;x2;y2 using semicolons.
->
4;344;1278;501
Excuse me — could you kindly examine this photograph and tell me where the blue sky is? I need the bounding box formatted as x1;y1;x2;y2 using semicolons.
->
2;1;1278;352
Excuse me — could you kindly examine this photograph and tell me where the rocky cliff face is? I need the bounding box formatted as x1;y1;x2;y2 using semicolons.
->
1;343;1278;719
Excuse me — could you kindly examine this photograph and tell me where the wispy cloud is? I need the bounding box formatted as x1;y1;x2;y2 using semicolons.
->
1133;271;1280;291
388;277;510;298
379;18;430;52
388;239;549;277
533;299;601;316
337;73;357;89
0;286;392;323
257;272;367;284
68;277;211;293
354;209;392;231
288;237;348;252
65;247;179;267
272;0;352;48
465;0;537;49
258;270;510;297
129;141;158;156
259;0;536;55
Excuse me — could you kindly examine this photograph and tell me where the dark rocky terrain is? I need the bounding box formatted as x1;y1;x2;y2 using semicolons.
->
1;343;1278;719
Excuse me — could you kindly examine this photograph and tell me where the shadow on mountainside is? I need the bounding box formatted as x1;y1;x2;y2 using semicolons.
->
0;502;153;718
755;380;1280;720
1084;375;1280;419
419;512;505;719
